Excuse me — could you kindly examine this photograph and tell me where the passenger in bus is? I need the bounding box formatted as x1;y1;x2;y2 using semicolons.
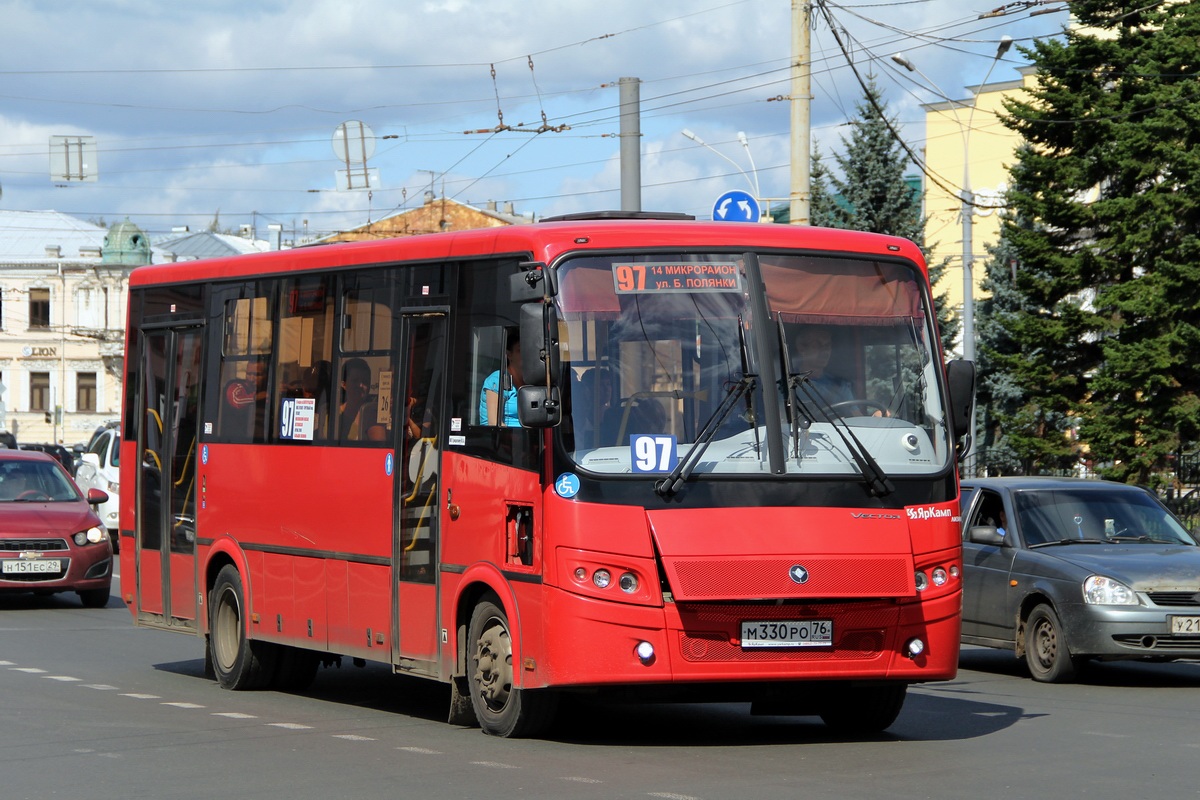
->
573;366;614;448
301;361;332;438
601;396;666;445
222;359;269;440
338;358;375;440
479;331;524;427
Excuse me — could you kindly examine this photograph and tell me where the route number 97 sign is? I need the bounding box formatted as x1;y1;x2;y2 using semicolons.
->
630;434;677;473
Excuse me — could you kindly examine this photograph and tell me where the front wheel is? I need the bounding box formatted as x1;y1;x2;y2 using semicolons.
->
818;684;907;735
77;587;110;608
467;595;557;737
1024;604;1081;683
209;565;276;690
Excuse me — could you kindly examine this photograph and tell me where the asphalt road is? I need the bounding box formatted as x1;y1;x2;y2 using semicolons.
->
4;576;1200;800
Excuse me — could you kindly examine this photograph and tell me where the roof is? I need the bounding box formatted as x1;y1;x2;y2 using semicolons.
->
155;230;270;261
0;209;106;263
962;476;1142;492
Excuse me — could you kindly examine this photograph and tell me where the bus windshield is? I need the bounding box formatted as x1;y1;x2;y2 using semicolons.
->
558;251;952;478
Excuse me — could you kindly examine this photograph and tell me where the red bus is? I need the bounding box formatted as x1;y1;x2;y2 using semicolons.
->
119;212;974;737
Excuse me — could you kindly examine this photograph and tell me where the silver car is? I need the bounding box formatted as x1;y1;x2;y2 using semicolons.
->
961;477;1200;682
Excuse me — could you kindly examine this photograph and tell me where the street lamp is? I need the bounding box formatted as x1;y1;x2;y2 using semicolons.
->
681;129;763;215
892;36;1012;474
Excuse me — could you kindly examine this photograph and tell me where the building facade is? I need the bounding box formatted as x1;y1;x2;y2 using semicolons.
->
0;210;150;446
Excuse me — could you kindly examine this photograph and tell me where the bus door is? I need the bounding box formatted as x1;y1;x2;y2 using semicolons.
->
135;325;203;629
392;311;448;673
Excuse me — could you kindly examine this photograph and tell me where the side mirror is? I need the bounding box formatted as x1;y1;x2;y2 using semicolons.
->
946;359;976;439
86;487;110;506
519;302;561;389
81;452;101;467
968;525;1007;546
516;385;561;428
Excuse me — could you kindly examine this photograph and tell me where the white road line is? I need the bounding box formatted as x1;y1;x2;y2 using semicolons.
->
44;675;81;682
332;734;376;741
562;777;604;784
471;761;519;769
648;794;703;800
121;693;161;699
161;702;205;709
266;722;313;730
396;746;442;755
10;667;47;673
0;660;14;666
82;684;119;690
212;712;258;719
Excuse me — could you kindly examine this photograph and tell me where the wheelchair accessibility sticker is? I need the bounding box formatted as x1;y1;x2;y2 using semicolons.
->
555;473;580;498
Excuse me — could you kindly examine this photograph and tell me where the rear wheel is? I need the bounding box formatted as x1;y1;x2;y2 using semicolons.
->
1024;604;1080;683
818;684;907;735
209;565;276;689
467;595;558;737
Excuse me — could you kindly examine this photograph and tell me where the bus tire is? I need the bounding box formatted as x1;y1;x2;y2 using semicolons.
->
209;565;276;690
467;595;558;737
818;684;907;735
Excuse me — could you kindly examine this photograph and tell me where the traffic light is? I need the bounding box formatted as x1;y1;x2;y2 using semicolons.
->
44;410;52;424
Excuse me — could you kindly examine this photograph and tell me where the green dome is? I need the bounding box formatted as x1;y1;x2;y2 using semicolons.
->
102;218;152;265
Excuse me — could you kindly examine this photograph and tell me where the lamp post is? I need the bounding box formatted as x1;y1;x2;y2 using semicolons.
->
892;37;1011;475
681;129;764;218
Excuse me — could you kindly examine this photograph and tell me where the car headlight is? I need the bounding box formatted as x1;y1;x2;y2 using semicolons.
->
73;526;107;546
1083;575;1138;605
107;481;119;495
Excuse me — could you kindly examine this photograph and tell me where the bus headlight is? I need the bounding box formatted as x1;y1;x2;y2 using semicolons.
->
592;569;612;589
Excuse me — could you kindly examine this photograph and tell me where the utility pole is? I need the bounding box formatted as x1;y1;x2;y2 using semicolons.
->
789;0;811;225
619;77;642;212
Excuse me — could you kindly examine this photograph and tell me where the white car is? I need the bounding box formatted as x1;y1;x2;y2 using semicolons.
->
74;426;120;549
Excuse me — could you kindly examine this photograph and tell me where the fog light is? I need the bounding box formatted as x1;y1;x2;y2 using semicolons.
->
635;641;655;665
906;638;926;658
914;571;929;591
593;569;612;589
932;567;948;586
949;565;960;578
574;567;587;581
618;572;638;593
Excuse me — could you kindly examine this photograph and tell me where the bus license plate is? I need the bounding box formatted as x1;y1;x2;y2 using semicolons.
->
741;619;833;648
1170;616;1200;635
2;559;62;574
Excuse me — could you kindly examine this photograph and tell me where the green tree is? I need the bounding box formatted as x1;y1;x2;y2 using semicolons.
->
818;76;958;351
1000;1;1200;485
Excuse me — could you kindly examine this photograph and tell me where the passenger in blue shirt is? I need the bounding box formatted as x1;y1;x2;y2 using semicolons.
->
479;333;524;427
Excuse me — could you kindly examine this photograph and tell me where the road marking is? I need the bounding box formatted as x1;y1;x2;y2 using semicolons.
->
10;667;47;673
267;722;313;730
333;734;376;741
45;675;82;682
649;794;703;800
82;684;119;690
212;712;258;719
471;761;519;769
121;693;161;699
0;660;14;665
562;777;604;784
162;702;205;709
396;746;442;755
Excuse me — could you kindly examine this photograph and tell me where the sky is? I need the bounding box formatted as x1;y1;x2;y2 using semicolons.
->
0;0;1069;243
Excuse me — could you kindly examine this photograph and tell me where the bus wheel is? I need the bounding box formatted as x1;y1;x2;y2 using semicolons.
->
209;565;276;690
467;596;558;737
818;684;907;735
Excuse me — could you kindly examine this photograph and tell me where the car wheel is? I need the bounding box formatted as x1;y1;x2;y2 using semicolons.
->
1024;603;1080;683
209;565;277;690
467;594;558;737
818;684;907;735
78;587;110;608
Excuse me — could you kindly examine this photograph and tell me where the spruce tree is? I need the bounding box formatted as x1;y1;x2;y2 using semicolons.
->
1000;1;1200;485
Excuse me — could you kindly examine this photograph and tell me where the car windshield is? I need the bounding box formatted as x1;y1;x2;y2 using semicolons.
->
556;251;951;478
0;460;80;502
1015;487;1197;547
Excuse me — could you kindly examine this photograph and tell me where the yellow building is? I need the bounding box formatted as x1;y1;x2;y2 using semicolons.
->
921;66;1037;351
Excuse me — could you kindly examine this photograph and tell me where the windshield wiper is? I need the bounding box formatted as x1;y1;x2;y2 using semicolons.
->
656;320;757;498
1029;538;1107;548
